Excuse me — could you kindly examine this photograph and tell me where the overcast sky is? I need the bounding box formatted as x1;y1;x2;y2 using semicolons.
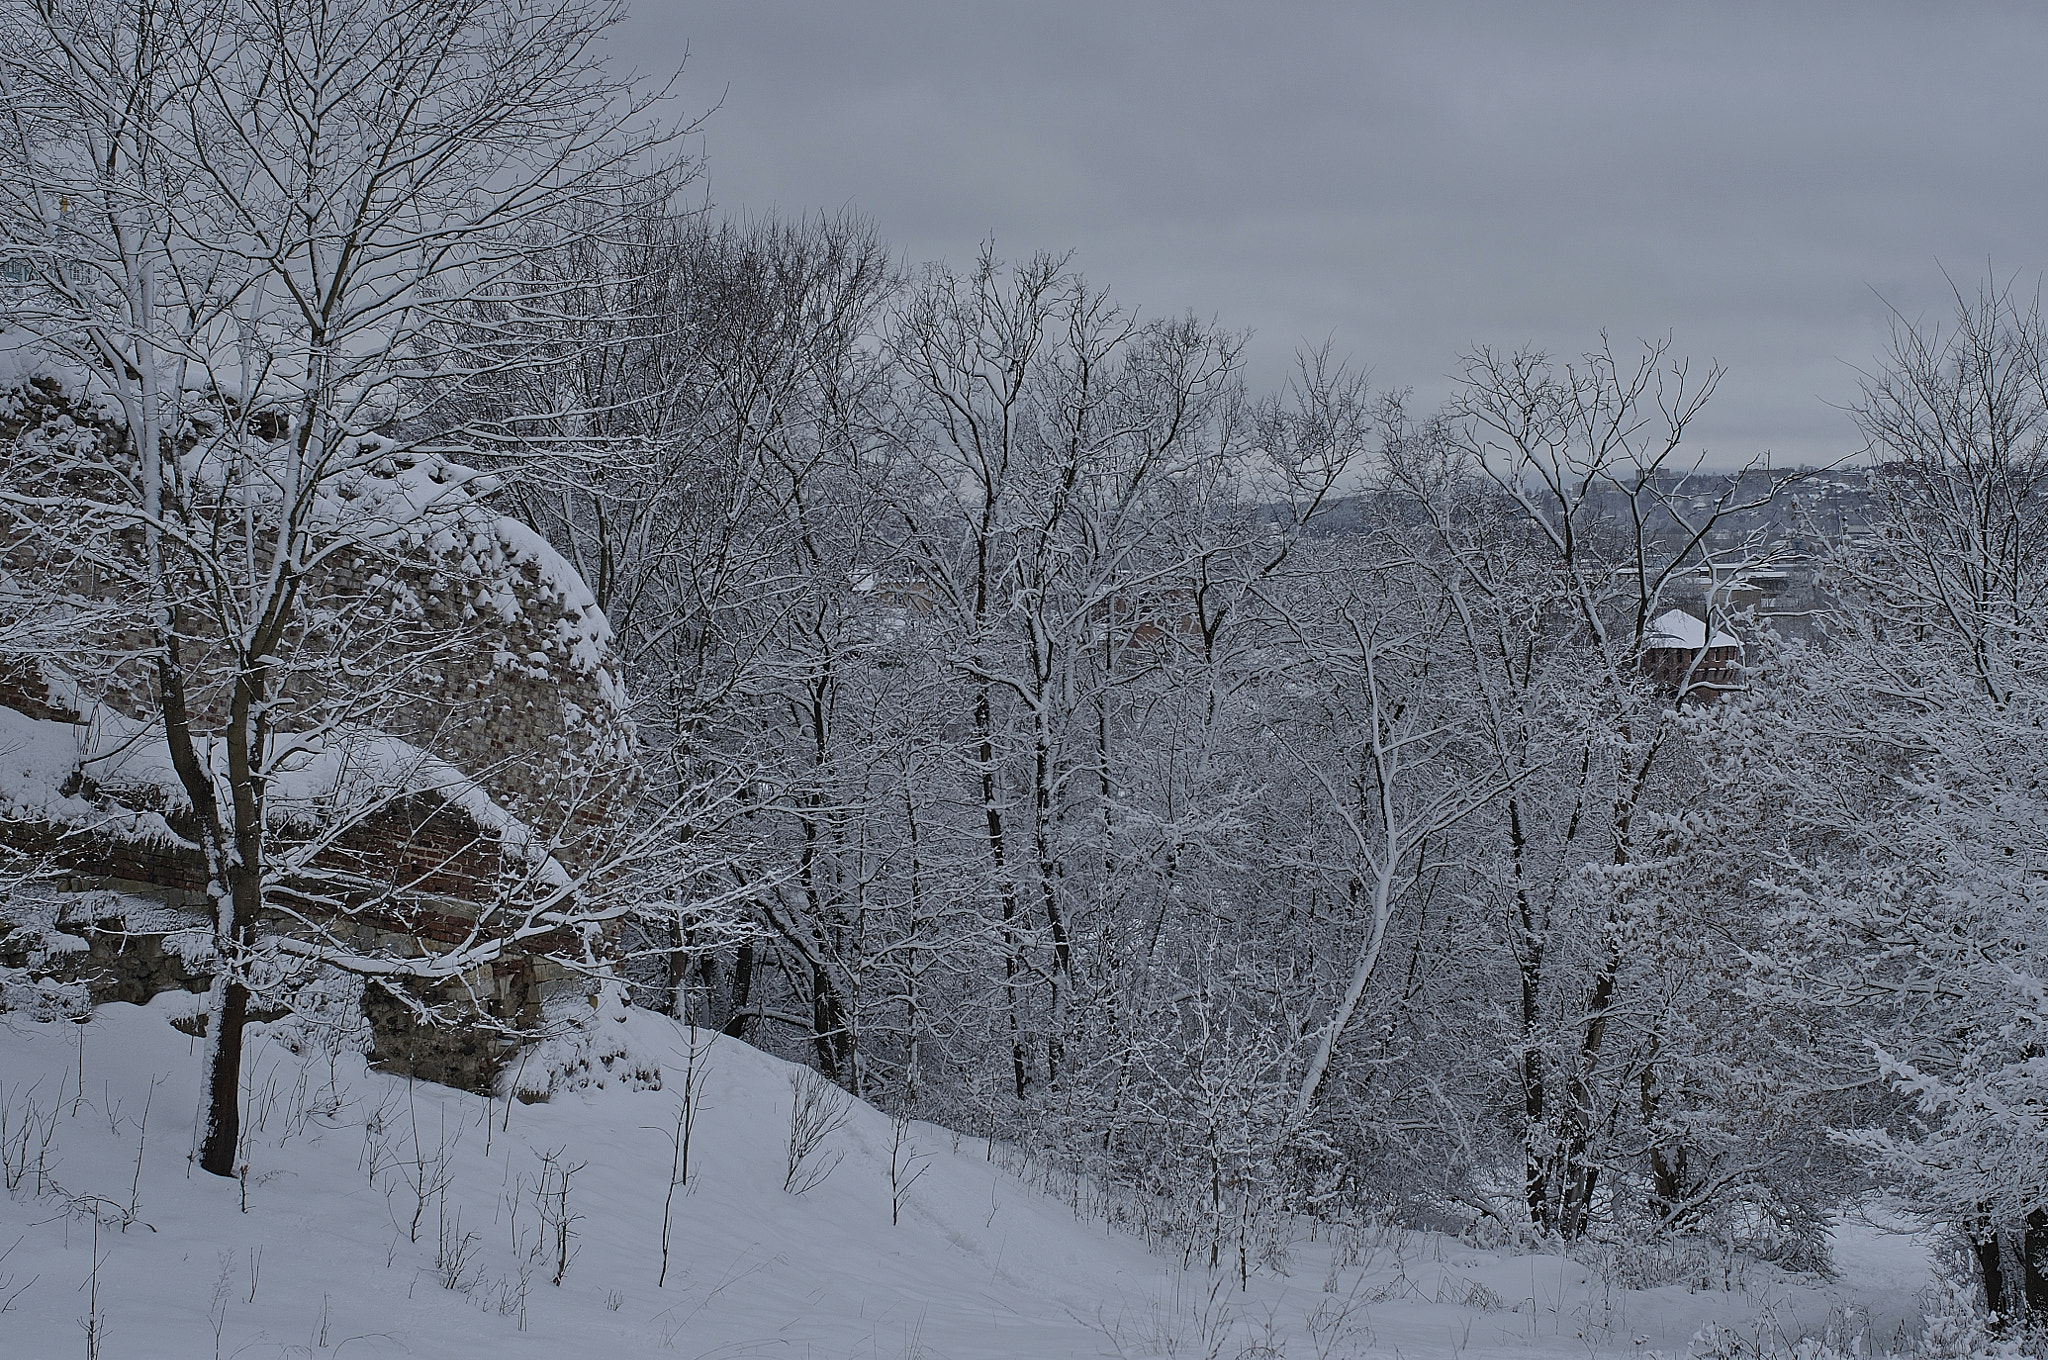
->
614;2;2048;468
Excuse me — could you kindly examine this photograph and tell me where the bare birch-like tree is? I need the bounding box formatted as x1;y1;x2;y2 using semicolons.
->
0;0;694;1176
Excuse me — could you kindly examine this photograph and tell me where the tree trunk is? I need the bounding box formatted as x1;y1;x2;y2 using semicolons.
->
1033;716;1070;1086
1293;870;1398;1120
975;682;1030;1100
1976;1221;2010;1324
810;961;854;1085
1978;1208;2048;1330
721;941;756;1040
196;965;248;1177
2026;1208;2048;1322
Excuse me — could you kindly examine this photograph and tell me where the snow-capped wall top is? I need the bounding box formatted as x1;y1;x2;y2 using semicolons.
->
0;699;187;849
0;329;117;426
324;445;616;684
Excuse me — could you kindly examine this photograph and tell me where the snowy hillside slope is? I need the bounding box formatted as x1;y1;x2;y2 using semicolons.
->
0;1001;1951;1359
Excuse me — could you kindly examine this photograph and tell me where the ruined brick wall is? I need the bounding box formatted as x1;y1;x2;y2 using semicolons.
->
0;659;88;724
2;364;631;1088
0;369;637;865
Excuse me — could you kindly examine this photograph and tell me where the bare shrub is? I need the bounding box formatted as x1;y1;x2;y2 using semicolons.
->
436;1208;483;1293
782;1068;849;1196
887;1113;932;1227
534;1148;586;1285
656;1032;713;1285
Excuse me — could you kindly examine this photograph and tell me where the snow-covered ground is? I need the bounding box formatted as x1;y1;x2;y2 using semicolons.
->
0;999;1950;1359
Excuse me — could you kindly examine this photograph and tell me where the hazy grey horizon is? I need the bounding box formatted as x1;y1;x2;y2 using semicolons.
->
614;2;2048;469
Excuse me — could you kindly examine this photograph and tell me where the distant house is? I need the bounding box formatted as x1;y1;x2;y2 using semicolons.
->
851;571;937;615
1640;609;1741;693
1091;585;1201;648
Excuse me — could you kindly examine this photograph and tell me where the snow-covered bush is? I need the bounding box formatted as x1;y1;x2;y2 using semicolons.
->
503;979;662;1103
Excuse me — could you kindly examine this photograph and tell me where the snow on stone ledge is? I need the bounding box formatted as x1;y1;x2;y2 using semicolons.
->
0;697;571;891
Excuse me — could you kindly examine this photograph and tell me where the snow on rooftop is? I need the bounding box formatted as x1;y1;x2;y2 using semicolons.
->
1645;608;1740;652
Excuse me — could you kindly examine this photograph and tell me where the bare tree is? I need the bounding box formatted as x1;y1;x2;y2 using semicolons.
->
0;0;692;1176
1849;272;2048;705
1737;275;2048;1323
1385;337;1797;1237
1275;561;1520;1123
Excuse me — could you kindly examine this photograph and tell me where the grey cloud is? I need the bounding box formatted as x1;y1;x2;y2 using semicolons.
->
622;1;2048;466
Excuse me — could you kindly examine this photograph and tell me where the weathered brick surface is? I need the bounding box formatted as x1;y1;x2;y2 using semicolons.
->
2;816;208;894
0;660;84;722
69;917;213;1006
